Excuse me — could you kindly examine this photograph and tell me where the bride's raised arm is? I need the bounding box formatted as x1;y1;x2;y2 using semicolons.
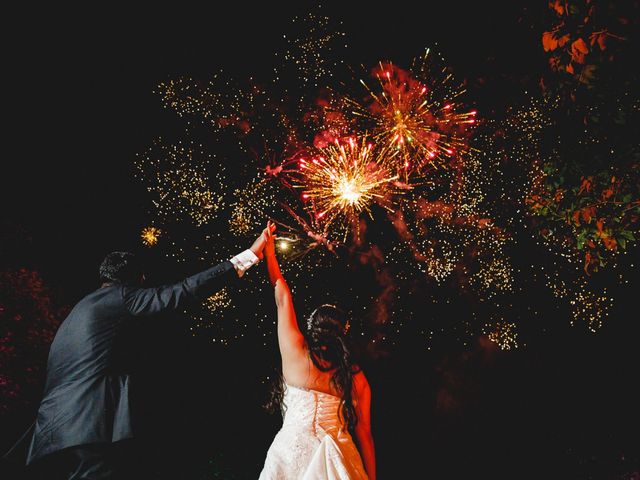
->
264;221;306;362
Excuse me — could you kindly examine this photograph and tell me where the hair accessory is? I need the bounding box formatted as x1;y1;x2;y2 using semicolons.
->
306;307;319;331
306;304;350;334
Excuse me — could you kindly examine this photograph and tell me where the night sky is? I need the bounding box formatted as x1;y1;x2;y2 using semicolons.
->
3;2;639;479
4;1;542;298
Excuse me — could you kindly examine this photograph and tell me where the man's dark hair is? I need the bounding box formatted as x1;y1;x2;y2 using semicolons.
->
99;251;144;284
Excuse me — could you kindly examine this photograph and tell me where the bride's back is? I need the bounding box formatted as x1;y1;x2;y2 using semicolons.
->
284;353;342;398
263;224;375;479
283;344;367;406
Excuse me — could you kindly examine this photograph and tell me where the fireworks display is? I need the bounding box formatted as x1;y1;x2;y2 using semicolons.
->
134;140;227;228
132;9;636;351
229;177;281;237
294;136;400;235
337;53;477;177
485;320;519;351
141;226;161;247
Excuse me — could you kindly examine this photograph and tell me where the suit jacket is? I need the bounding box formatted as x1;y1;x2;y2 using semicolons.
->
20;260;235;464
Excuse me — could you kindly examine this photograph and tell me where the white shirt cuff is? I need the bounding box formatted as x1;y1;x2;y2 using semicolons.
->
230;249;260;277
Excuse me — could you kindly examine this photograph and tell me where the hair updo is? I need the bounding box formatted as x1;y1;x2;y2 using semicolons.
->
265;304;360;434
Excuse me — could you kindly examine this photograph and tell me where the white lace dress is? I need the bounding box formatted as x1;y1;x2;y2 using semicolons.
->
258;383;369;479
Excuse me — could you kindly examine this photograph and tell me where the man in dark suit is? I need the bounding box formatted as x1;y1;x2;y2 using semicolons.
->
5;224;274;479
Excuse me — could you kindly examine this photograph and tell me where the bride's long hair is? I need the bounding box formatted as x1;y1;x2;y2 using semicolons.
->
264;304;361;434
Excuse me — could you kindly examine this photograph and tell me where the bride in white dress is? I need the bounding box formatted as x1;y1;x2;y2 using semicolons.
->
258;222;376;480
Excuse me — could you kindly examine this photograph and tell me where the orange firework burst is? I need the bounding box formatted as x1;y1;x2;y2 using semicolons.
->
339;49;476;177
141;226;161;246
295;135;400;233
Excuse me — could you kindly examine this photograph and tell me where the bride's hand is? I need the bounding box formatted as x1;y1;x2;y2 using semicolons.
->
264;221;276;258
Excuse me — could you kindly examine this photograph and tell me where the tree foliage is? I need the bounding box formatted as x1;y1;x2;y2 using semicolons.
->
528;0;639;273
0;269;65;415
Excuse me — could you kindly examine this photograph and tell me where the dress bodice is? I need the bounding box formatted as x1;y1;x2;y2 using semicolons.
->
258;383;368;479
282;384;345;434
